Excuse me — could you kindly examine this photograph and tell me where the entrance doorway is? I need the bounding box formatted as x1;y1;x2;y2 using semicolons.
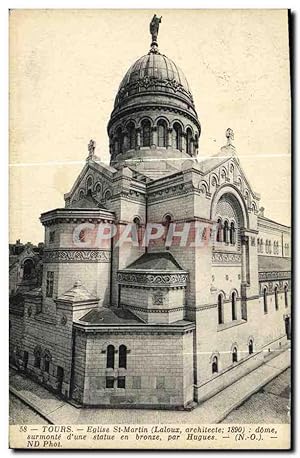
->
23;351;29;371
284;317;291;340
57;366;64;394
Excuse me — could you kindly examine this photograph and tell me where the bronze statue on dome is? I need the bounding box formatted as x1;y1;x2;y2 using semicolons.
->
150;14;162;46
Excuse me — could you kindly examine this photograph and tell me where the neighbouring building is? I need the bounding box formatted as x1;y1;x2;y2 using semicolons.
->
9;17;291;409
9;240;44;366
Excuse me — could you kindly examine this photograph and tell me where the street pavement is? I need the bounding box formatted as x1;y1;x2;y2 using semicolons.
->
10;347;290;425
221;368;290;424
10;393;47;425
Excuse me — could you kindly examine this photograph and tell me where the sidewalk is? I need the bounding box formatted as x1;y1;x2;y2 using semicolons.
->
10;347;290;425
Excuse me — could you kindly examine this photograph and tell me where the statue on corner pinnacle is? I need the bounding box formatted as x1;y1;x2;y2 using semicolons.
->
86;139;100;163
220;128;237;158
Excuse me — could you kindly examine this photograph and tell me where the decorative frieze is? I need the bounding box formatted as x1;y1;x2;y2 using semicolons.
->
212;252;241;264
117;271;188;288
118;76;193;103
44;249;111;263
259;271;290;281
152;290;167;305
126;304;184;314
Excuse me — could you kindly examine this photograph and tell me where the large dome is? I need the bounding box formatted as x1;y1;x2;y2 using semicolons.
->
107;17;201;179
114;52;194;109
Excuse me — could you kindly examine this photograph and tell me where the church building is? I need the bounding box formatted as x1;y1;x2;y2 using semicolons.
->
9;16;291;410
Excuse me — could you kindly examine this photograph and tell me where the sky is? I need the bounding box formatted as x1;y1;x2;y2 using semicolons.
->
9;9;291;244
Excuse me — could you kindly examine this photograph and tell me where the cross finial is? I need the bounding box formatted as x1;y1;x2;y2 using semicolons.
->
225;128;234;146
88;139;96;158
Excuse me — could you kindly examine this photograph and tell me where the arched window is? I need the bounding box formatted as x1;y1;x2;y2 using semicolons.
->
216;219;223;242
119;345;127;369
186;128;193;155
217;294;224;325
23;259;34;280
263;287;268;314
173;123;182;150
244;191;249;208
133;217;141;225
163;214;172;249
274;286;279;311
273;241;276;255
269;241;272;254
34;347;42;369
223;221;229;243
133;217;142;245
231;291;237;321
163;214;172;231
44;350;51;374
261;239;264;253
212;356;218;374
232;347;238;363
79;189;85;200
79;229;86;243
284;285;288;307
104;190;112;201
106;345;115;369
141;120;151;147
194;134;199;153
230;222;236;245
95;183;101;195
116;127;123;154
46;271;54;297
86;176;93;192
127;122;136;149
157;120;167;147
248;339;254;355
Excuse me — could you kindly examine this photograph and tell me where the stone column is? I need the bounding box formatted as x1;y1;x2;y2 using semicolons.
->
241;234;248;284
152;126;157;148
181;133;186;153
136;128;141;149
240;234;249;320
123;130;129;152
167;128;173;148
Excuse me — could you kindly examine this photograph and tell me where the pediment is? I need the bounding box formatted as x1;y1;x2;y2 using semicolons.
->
64;159;116;208
197;153;260;211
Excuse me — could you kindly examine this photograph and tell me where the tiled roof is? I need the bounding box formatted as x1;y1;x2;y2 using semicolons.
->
57;281;97;303
80;307;143;324
258;256;291;272
125;251;184;271
69;192;107;210
116;52;193;108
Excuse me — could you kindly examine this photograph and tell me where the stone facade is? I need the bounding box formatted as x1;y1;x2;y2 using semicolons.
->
9;19;291;409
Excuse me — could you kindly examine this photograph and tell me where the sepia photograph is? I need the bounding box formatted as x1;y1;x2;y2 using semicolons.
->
8;8;291;450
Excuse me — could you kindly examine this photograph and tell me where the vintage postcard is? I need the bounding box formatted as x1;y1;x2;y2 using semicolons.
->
9;9;291;450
